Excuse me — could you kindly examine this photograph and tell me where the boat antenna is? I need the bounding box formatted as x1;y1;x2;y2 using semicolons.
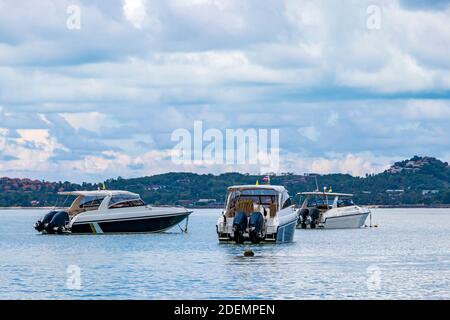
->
314;175;319;192
52;195;59;211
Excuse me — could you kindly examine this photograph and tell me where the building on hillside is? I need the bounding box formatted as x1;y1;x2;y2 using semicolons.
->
197;199;217;204
422;190;440;196
386;189;405;193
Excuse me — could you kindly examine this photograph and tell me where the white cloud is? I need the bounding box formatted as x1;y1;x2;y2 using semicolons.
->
308;154;389;177
0;1;449;181
60;112;108;133
0;129;66;174
298;126;320;142
168;0;246;35
282;152;393;177
336;48;436;93
123;0;149;29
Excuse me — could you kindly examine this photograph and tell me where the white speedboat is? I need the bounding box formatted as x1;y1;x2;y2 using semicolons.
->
296;192;370;229
34;190;192;234
216;185;298;244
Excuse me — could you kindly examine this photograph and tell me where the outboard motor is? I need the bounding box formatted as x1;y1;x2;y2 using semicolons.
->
35;211;70;234
34;211;59;232
298;209;310;229
232;212;248;244
309;208;320;229
249;212;264;244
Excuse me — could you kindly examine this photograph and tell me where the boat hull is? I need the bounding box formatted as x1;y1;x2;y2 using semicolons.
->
322;212;369;229
70;212;191;234
275;219;297;242
297;205;370;230
218;219;297;244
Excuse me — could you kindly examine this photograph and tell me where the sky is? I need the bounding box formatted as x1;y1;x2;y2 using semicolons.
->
0;0;449;182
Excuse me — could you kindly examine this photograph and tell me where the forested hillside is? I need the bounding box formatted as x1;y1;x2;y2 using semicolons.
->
1;156;449;207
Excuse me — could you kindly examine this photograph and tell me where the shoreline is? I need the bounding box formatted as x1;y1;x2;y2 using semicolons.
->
1;205;450;210
368;205;450;209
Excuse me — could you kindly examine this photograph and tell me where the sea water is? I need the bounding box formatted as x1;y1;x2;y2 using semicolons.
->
0;208;448;299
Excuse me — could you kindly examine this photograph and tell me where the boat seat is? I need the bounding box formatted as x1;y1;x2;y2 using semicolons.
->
236;199;254;214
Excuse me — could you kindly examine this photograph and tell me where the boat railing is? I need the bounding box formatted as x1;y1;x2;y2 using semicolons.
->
152;204;185;208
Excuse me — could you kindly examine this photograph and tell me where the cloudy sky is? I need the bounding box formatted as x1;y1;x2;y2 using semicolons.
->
0;0;449;182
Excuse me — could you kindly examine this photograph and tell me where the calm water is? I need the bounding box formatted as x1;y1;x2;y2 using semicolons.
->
0;208;449;300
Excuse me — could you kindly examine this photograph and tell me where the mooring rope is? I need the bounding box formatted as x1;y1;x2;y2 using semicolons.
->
177;216;189;233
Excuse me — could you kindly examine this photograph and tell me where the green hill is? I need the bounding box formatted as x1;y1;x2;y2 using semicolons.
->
1;156;449;207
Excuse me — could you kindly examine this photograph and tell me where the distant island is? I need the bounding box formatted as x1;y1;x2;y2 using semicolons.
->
1;156;449;208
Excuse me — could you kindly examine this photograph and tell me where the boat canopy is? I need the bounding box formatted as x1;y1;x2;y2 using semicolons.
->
228;185;287;193
298;192;353;197
58;190;139;197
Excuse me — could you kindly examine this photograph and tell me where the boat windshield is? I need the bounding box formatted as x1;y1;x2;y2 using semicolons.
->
228;189;277;207
225;189;279;218
79;196;105;210
307;198;334;208
306;197;355;208
337;198;355;207
108;194;146;209
66;195;105;216
239;189;278;196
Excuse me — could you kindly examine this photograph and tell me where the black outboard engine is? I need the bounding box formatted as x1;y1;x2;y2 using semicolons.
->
249;212;264;244
35;211;70;234
232;212;248;244
298;209;309;229
309;208;320;229
34;211;58;232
